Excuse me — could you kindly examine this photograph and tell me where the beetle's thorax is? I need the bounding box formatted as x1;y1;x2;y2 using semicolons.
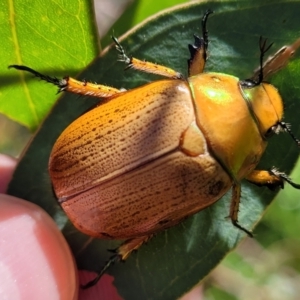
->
188;72;283;181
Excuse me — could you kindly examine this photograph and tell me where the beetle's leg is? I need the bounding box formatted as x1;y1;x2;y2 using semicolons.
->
187;9;213;76
112;36;183;79
246;168;300;190
9;65;121;98
230;168;300;237
230;183;253;237
81;235;152;289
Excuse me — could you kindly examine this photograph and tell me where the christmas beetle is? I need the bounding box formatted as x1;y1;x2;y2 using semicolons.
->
9;10;300;288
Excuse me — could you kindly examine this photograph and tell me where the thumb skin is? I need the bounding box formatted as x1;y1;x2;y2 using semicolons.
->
0;154;122;300
0;154;78;299
0;154;15;193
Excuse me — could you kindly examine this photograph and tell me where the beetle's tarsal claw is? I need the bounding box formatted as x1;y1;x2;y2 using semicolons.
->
112;36;131;65
8;64;67;90
243;36;273;86
270;167;300;189
80;254;121;289
202;9;213;49
124;59;134;70
259;37;273;54
117;54;131;65
187;10;213;76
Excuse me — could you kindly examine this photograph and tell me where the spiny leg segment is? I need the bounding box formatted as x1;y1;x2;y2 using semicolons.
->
247;168;300;190
229;167;300;237
112;9;214;79
112;36;183;79
230;166;300;238
188;9;213;76
9;10;215;98
8;65;121;98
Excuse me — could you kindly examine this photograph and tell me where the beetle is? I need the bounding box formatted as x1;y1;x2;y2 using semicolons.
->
9;10;300;288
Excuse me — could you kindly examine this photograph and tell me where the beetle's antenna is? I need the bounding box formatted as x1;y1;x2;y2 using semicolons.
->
240;37;273;88
8;65;67;93
278;122;300;148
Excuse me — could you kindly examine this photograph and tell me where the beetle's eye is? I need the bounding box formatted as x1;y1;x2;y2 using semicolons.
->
265;126;275;138
239;79;257;88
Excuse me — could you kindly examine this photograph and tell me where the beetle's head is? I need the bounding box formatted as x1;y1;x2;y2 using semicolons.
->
239;82;284;139
239;37;300;147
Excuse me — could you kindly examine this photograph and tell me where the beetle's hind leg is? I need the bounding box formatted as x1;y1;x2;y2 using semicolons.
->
112;36;183;79
81;235;152;289
9;65;121;98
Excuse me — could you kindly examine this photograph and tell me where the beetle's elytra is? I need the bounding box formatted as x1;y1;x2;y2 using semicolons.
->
50;78;232;240
9;10;300;288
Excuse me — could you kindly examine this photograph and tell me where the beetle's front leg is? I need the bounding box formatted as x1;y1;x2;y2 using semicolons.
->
9;65;121;98
230;183;253;237
81;235;153;289
113;9;214;79
246;168;300;190
112;36;183;79
187;9;213;76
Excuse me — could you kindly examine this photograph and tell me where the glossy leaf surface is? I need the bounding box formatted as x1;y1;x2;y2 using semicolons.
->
1;0;98;131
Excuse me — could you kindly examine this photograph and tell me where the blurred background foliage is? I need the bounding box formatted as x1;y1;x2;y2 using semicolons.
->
1;0;300;299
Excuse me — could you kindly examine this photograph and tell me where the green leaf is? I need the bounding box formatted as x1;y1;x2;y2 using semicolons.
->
101;0;189;47
0;0;99;131
7;0;300;299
